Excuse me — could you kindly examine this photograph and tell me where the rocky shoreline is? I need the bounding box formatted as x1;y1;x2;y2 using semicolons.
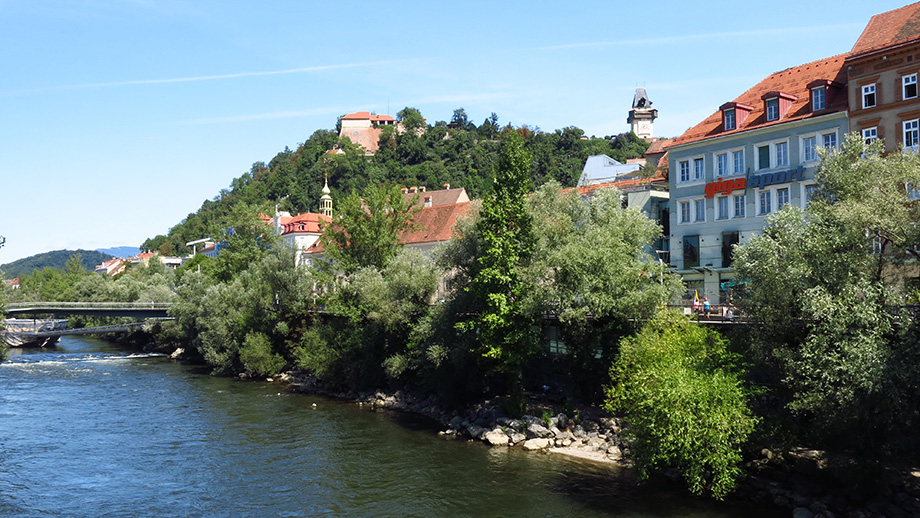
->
275;371;920;518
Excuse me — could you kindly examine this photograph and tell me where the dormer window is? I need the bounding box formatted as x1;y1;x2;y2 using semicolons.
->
765;98;779;121
761;91;796;122
723;108;736;130
811;87;826;111
719;102;754;132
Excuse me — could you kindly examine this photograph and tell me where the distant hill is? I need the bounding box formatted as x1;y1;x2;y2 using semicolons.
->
97;246;140;258
0;249;114;280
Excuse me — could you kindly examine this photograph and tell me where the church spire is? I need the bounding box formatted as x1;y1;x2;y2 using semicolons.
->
320;174;333;218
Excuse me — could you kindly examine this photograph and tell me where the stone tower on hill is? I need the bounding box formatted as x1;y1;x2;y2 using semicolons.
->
627;87;658;139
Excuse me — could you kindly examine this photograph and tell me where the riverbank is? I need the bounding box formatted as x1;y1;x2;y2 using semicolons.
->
276;369;920;518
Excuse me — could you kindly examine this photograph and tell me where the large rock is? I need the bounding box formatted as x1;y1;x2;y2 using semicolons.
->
509;432;526;445
522;438;551;451
466;424;487;439
527;422;553;439
483;429;510;446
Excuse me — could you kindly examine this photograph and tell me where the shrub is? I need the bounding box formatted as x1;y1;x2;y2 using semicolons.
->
606;310;757;499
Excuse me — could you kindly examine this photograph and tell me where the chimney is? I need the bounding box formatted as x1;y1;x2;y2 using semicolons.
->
419;186;426;192
409;186;417;193
401;187;408;194
443;183;450;190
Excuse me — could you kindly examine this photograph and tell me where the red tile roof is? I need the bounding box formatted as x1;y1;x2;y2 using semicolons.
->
850;2;920;58
402;187;470;207
281;212;331;235
341;111;396;122
399;202;473;245
573;172;667;197
666;54;847;149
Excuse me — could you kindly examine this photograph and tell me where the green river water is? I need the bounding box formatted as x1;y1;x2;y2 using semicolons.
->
0;336;783;517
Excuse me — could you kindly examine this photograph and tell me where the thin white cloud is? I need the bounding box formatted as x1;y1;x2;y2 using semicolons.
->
179;107;350;125
538;24;862;51
2;59;414;95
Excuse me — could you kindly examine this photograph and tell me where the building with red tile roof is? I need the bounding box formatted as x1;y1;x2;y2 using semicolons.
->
338;111;398;155
846;2;920;152
400;185;470;208
665;54;849;304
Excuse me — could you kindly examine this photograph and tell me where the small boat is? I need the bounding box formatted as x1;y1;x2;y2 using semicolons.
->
2;318;69;348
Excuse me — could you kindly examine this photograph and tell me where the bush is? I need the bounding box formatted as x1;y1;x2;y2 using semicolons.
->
606;311;757;499
239;332;285;377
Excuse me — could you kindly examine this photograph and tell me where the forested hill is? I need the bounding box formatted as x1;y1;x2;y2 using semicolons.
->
142;108;653;256
1;249;113;279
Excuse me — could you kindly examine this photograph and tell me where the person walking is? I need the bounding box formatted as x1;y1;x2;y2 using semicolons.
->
703;297;711;319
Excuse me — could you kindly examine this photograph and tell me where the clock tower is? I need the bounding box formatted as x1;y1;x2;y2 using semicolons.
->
627;88;657;140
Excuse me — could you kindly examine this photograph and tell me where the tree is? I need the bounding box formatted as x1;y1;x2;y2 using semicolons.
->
450;108;472;130
207;202;278;283
397;107;426;132
320;184;420;273
456;131;537;391
733;133;920;452
606;310;757;499
525;182;682;392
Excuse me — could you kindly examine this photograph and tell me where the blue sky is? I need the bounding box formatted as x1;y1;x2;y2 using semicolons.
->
0;0;911;266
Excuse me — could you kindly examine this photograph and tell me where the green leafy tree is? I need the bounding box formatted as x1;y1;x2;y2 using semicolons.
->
606;310;757;499
734;133;920;451
207;203;278;282
525;182;682;393
321;184;420;273
456;131;537;392
397;107;426;132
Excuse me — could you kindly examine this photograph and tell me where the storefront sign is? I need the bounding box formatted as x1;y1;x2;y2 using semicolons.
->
704;177;746;198
747;166;805;189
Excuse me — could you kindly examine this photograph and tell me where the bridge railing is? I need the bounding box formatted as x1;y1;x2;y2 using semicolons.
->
7;302;173;310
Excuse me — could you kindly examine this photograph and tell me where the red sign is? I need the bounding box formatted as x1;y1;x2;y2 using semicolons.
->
704;177;746;198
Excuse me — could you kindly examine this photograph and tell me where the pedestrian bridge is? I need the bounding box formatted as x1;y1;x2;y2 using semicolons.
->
5;302;172;319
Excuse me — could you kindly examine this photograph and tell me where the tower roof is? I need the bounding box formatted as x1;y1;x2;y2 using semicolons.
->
632;88;651;109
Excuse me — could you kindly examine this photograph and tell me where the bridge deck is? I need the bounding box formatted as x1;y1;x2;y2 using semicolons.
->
5;302;172;318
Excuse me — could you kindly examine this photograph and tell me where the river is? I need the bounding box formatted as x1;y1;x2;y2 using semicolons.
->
0;336;782;517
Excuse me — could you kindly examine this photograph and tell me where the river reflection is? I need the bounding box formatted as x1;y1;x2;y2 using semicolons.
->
0;337;782;517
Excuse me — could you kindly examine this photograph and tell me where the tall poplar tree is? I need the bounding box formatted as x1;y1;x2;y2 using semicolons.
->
458;131;537;387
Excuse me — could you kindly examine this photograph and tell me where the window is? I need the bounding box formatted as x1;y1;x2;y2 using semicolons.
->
775;141;789;167
732;150;744;174
758;145;770;169
694;199;705;222
716;153;728;175
804;184;819;206
863;127;878;144
733;194;746;218
823;132;837;149
722;231;739;268
679;160;690;182
777;187;790;210
683;235;700;269
718;196;730;219
905;73;918;100
758;190;772;215
811;86;826;111
862;84;876;109
765;98;779;121
906;182;920;201
905;119;919;149
803;136;818;162
693;157;704;181
723;108;735;130
680;201;691;223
